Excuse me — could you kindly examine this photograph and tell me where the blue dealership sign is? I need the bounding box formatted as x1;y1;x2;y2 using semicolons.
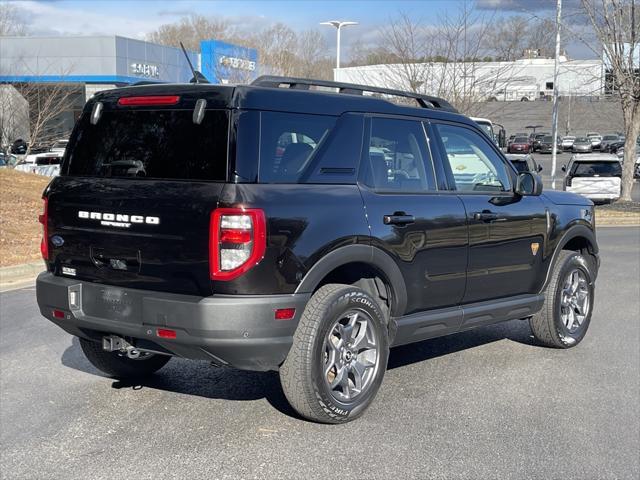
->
200;40;258;84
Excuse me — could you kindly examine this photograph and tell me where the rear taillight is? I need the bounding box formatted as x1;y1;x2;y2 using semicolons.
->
209;208;266;281
565;176;572;187
39;197;48;260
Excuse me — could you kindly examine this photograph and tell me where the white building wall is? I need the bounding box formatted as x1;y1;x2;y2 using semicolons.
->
335;58;603;98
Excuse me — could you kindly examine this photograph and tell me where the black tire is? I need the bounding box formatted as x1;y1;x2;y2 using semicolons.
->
79;338;171;378
280;284;390;424
530;251;595;348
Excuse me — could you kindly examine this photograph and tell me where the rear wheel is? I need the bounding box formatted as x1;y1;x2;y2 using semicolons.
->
530;251;594;348
280;284;389;423
79;338;171;378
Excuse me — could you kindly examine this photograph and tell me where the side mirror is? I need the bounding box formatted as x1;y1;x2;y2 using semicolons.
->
537;165;543;172
516;172;543;196
561;165;566;172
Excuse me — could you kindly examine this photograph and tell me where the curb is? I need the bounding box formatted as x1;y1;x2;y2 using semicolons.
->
0;261;44;292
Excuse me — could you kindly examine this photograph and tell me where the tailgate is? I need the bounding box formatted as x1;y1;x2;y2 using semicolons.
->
47;178;223;296
571;177;621;195
46;99;231;296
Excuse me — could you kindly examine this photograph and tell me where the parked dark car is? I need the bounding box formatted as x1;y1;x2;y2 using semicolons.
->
532;132;550;151
10;138;28;155
36;76;600;424
599;134;620;152
507;136;531;153
539;135;562;154
572;137;593;153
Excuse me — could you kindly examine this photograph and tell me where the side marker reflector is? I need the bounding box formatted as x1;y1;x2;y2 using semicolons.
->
157;328;177;339
275;308;296;320
52;309;65;319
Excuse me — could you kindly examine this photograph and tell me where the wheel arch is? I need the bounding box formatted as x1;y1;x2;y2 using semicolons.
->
295;245;407;317
540;225;599;292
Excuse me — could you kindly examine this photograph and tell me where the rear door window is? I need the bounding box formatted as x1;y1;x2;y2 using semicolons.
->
361;117;436;192
66;109;229;181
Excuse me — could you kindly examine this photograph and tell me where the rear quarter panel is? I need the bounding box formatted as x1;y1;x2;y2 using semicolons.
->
215;184;370;295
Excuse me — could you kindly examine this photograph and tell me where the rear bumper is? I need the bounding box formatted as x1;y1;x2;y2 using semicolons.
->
36;272;310;371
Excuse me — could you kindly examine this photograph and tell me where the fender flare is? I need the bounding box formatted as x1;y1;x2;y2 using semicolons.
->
540;224;599;292
295;244;408;316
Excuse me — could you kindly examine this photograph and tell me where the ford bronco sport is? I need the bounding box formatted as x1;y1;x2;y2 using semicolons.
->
36;76;600;423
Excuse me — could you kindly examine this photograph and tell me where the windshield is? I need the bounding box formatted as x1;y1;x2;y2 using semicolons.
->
542;136;553;142
603;135;618;141
575;137;589;143
571;161;621;177
66;109;229;180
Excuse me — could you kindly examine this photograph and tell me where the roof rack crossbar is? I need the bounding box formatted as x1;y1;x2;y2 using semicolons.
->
251;75;457;113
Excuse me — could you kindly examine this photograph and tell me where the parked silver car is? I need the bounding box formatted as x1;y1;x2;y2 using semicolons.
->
572;137;593;153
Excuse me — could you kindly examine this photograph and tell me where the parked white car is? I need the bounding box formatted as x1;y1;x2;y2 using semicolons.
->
561;135;576;150
562;153;622;204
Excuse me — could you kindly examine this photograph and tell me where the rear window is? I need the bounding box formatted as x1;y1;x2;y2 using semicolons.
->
571;161;621;177
514;137;528;143
66;109;229;181
510;160;529;173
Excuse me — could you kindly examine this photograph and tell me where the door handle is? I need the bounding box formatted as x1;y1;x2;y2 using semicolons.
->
383;214;416;225
473;211;501;222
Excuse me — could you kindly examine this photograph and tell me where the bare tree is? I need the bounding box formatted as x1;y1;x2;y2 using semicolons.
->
147;14;233;51
0;3;28;36
294;29;333;79
484;16;556;61
17;83;77;155
344;8;519;115
581;0;640;202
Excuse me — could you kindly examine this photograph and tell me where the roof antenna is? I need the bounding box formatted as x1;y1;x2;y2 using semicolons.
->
180;42;209;84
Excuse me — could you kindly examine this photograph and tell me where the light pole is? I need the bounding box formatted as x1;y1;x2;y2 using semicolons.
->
320;20;358;74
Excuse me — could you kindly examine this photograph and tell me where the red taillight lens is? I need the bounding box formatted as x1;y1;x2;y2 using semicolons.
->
157;328;177;339
52;309;65;319
275;308;296;320
117;95;180;106
39;197;48;260
209;208;266;281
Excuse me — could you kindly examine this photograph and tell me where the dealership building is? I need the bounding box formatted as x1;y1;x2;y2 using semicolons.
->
0;35;258;145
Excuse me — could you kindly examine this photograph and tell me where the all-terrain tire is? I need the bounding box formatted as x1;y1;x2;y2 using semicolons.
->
530;250;595;348
79;338;171;378
280;284;389;424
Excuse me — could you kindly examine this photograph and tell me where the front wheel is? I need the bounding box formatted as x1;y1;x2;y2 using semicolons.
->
280;284;389;423
530;251;595;348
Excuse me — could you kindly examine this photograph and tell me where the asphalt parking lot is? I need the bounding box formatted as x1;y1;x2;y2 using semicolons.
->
1;227;639;480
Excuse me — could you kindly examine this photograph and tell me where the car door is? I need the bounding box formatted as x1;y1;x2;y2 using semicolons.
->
358;116;468;315
432;122;547;304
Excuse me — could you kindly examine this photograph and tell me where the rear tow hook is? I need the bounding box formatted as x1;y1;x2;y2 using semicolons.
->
102;335;142;359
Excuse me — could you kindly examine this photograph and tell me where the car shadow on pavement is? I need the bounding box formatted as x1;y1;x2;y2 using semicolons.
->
60;318;538;419
60;336;301;418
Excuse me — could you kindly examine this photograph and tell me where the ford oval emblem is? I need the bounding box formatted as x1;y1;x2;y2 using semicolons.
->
51;235;64;247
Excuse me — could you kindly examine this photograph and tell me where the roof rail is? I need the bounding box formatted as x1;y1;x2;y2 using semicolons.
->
251;75;458;113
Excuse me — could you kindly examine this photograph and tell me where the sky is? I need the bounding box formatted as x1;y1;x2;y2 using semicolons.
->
6;0;594;60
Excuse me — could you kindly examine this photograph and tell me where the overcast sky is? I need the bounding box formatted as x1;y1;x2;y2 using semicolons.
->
7;0;595;60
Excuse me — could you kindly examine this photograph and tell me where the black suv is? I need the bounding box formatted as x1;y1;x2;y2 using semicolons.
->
36;77;599;423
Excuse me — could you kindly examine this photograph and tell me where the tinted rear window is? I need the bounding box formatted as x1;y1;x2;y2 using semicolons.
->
571;161;621;176
66;109;229;181
510;160;529;173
